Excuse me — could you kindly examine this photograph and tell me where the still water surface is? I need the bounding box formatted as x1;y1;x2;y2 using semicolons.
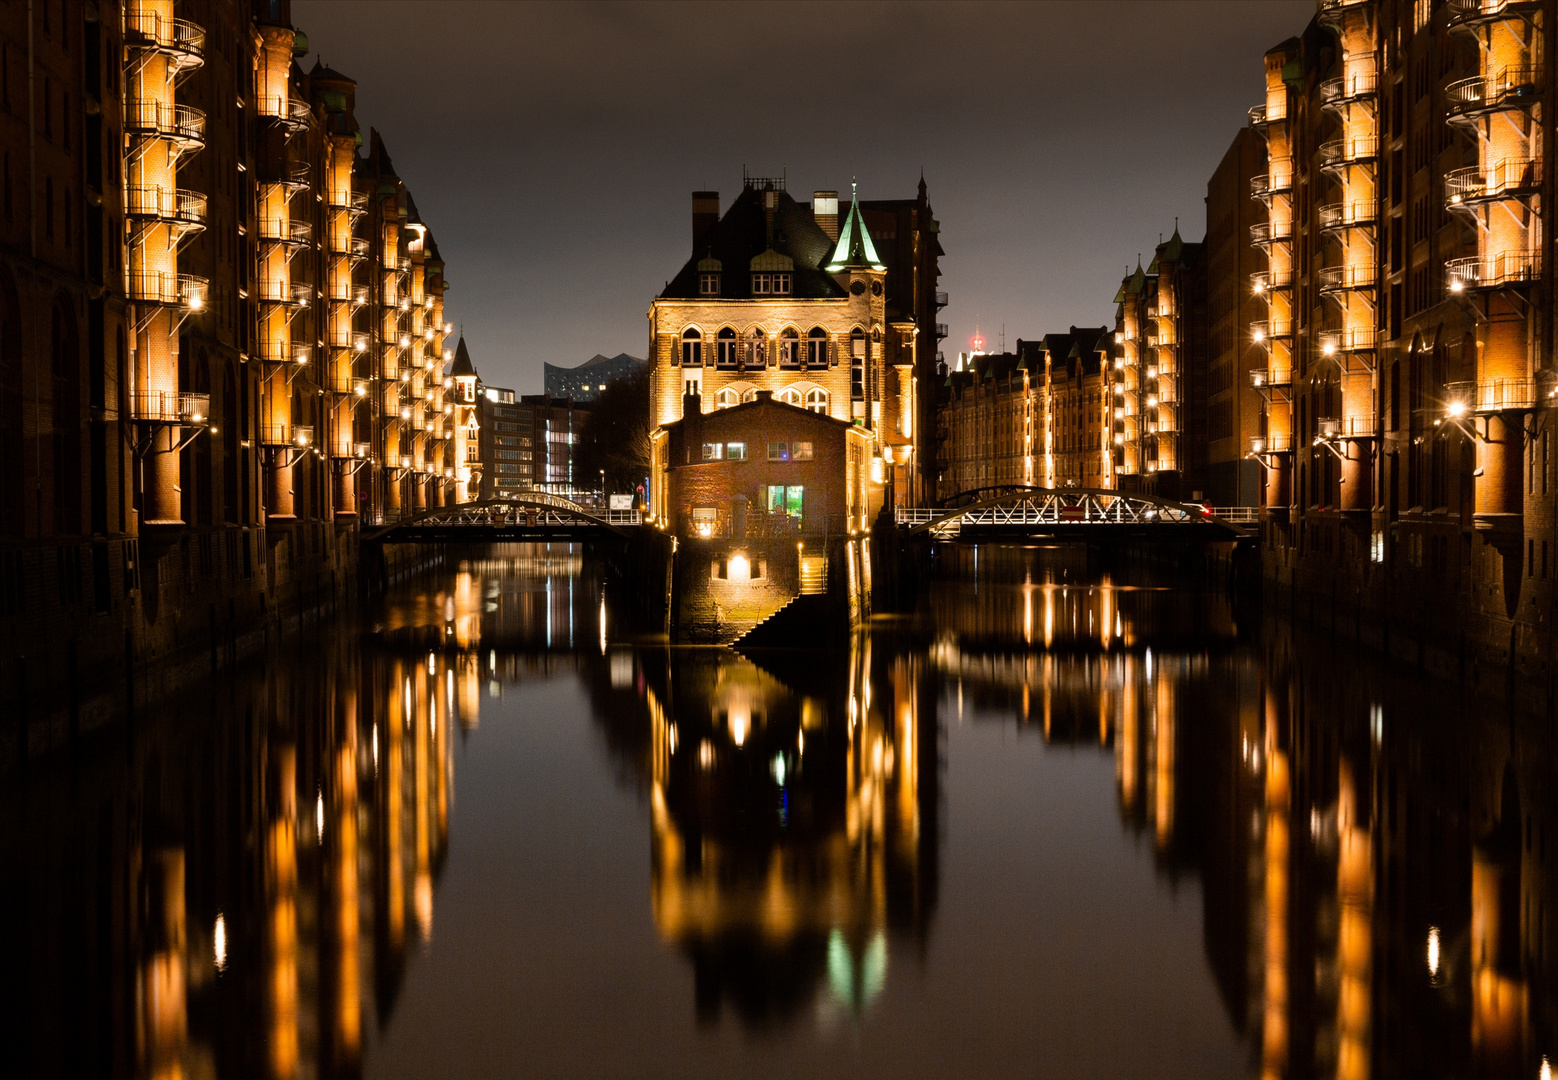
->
4;544;1554;1078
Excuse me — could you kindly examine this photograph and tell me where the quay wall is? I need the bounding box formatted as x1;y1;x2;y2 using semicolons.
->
1262;515;1556;716
1;528;441;770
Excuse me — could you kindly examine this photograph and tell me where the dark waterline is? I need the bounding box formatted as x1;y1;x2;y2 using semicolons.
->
3;543;1553;1079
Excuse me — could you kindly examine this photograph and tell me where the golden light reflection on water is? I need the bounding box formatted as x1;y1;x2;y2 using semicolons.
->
11;545;1558;1078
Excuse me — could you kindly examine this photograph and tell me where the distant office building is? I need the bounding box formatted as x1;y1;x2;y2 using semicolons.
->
480;390;588;497
545;353;646;401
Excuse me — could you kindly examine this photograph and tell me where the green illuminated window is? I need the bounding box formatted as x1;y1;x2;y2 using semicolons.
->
766;485;803;516
726;442;747;461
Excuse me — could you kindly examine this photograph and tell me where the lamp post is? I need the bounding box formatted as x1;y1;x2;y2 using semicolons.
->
599;469;605;506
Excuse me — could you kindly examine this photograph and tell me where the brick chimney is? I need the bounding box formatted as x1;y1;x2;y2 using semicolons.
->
813;190;839;241
681;388;703;464
692;191;719;253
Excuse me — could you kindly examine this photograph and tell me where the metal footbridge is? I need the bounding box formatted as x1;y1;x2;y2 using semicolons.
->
895;487;1255;540
364;495;641;543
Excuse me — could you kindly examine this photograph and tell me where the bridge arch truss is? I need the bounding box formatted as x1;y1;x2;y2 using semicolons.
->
896;486;1248;539
364;494;639;543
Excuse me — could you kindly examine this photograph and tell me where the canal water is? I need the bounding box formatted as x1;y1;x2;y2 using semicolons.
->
4;543;1554;1078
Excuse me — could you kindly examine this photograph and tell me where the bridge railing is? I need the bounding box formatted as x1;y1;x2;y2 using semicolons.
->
1205;506;1259;523
896;496;1257;530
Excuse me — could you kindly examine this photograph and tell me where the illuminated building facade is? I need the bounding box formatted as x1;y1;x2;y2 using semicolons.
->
648;174;941;512
478;391;587;497
1112;228;1210;500
1248;0;1558;700
935;328;1114;498
653;389;874;538
0;0;462;724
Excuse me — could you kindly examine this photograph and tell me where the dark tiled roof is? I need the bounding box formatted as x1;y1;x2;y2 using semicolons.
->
449;336;475;377
308;58;355;84
661;187;846;301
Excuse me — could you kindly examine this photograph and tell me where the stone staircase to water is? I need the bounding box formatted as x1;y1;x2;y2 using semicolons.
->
735;594;834;649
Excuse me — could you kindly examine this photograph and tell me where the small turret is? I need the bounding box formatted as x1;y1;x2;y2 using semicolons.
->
824;182;886;272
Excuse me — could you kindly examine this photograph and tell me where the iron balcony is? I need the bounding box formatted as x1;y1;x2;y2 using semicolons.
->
1445;68;1543;122
1319;71;1379;109
1445;159;1542;211
1317;263;1377;294
130;390;210;425
1446;251;1540;292
1446;378;1539;413
1318;135;1378;169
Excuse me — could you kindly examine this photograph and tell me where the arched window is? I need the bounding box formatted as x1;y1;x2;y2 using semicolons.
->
747;327;767;368
680;327;702;367
805;388;829;414
807;327;828;368
741;387;759;403
716;327;737;368
778;386;804;407
779;327;800;368
715;387;739;409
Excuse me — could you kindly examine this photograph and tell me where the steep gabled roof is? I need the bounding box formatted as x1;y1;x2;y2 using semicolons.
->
449;336;476;377
660;185;844;301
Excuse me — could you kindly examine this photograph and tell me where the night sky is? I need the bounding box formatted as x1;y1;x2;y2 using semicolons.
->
291;0;1313;394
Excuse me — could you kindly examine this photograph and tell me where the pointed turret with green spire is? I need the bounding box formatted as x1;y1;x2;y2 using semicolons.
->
825;181;886;272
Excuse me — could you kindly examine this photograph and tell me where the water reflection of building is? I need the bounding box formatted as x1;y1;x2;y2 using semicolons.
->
0;592;497;1077
587;639;939;1028
917;550;1558;1078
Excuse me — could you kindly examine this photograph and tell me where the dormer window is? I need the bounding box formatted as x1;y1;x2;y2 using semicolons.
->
752;272;791;296
749;249;794;297
696;256;722;297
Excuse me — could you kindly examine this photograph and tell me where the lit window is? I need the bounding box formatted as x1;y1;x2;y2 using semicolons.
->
716;327;737;368
778;387;804;407
751;272;791;295
699;272;719;296
748;328;767;368
715;387;739;409
807;327;828;367
850;328;866;399
726;441;747;461
701;443;723;461
792;441;814;461
766;484;803;516
779;327;800;367
767;441;789;462
680;328;702;367
805;388;829;414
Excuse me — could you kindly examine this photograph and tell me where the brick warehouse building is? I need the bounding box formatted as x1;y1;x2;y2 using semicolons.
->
652;388;874;540
647;173;942;512
936;329;1114;499
0;0;467;728
1242;0;1558;705
652;388;874;642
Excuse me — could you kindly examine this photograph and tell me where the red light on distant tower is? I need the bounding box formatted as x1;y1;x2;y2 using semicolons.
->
971;333;985;352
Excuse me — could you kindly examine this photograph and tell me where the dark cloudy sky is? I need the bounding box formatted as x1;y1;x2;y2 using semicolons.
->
291;0;1313;394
